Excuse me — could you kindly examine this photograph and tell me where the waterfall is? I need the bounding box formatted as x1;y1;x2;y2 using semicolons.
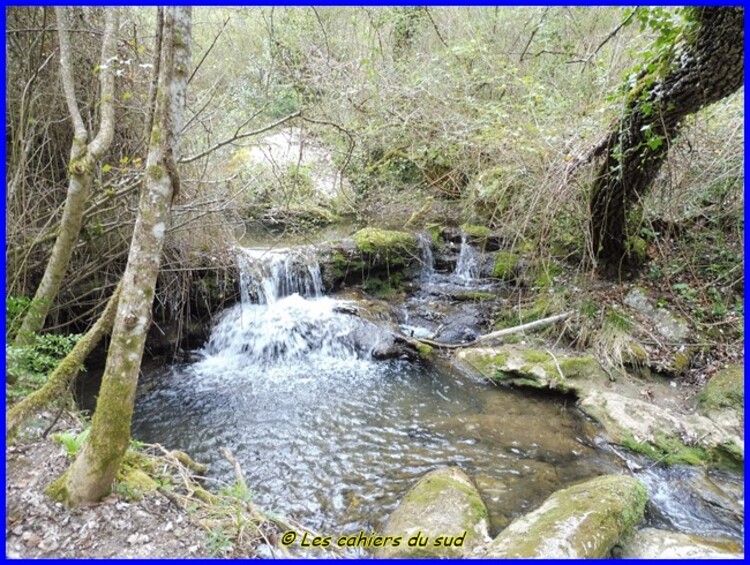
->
236;247;323;305
416;232;435;282
201;246;373;367
454;234;480;283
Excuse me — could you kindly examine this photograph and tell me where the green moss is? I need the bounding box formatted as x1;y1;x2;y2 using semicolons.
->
426;225;443;246
626;236;648;262
556;355;600;378
147;164;164;179
115;467;158;501
493;252;519;280
698;364;744;412
44;473;71;504
532;260;563;288
670;351;691;375
353;227;416;256
521;349;549;363
461;224;491;247
416;343;434;359
620;432;739;469
462;351;510;379
486;475;646;558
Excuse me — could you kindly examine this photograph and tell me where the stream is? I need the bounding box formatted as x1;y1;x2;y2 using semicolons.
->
129;238;743;545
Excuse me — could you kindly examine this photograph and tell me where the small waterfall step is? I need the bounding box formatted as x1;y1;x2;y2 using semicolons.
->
236;246;323;304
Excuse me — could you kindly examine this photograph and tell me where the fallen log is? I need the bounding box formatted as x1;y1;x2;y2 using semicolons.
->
397;311;573;350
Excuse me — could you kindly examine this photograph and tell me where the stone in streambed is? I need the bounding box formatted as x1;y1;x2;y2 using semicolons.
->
483;474;647;558
374;467;490;558
617;527;743;559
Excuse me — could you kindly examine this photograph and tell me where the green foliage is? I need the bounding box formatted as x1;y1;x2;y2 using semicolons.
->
219;480;254;503
6;332;82;402
493;252;519;280
54;428;90;457
6;295;31;340
207;528;234;556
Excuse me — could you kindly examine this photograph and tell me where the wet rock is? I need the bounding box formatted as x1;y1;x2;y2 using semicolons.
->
456;345;603;394
624;287;690;342
580;390;744;469
617;528;743;559
375;467;490;558
483;475;647;558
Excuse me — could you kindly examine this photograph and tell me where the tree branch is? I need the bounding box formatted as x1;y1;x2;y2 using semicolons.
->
178;110;301;164
88;8;120;159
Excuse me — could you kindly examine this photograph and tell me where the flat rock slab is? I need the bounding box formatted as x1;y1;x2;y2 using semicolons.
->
483;474;647;558
580;390;744;466
624;287;690;342
618;527;743;559
375;467;490;558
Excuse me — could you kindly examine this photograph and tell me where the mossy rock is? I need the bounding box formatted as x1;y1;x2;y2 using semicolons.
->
579;390;744;471
375;467;490;558
484;475;647;558
456;346;603;395
116;467;158;501
699;364;744;413
416;342;434;360
492;251;519;281
352;227;417;261
461;223;491;247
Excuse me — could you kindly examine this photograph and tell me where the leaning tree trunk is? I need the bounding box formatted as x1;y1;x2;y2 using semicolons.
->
48;7;192;506
14;8;119;346
589;7;743;275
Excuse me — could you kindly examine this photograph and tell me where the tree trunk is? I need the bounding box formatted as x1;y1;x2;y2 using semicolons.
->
589;7;743;276
14;8;119;346
50;7;192;507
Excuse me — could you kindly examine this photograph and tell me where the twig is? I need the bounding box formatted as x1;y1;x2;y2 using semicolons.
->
179;111;301;164
188;16;230;86
545;349;565;381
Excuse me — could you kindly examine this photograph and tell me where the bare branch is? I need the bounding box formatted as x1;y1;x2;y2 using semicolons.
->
88;8;120;159
54;7;87;145
179;110;301;164
187;16;230;86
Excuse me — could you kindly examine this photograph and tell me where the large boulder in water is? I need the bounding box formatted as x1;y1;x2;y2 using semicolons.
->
483;475;647;558
374;467;490;558
617;528;743;559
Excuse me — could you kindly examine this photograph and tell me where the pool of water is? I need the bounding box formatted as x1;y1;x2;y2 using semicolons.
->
131;295;623;535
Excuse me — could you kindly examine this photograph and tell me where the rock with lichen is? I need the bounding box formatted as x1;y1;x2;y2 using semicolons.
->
374;467;490;558
483;475;647;558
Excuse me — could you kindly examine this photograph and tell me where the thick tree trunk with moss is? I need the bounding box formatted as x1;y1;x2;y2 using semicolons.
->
14;9;119;346
6;284;121;441
589;7;743;275
51;7;192;506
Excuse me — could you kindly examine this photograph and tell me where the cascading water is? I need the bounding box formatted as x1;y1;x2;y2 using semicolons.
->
416;232;435;282
130;243;743;546
454;234;480;284
236;246;323;304
132;244;622;535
